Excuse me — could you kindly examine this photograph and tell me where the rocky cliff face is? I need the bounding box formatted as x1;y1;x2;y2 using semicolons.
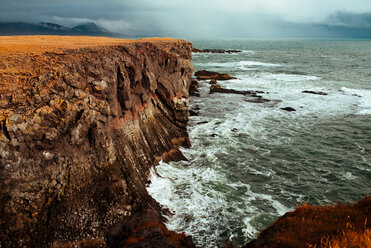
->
0;36;194;247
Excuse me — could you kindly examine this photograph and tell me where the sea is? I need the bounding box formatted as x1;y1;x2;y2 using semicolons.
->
147;39;371;247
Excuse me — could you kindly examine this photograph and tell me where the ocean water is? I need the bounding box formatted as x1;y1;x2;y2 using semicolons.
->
147;39;371;247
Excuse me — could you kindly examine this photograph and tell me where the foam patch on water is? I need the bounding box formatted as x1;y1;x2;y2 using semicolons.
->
242;50;256;54
261;73;320;82
147;161;290;247
341;87;371;115
194;60;282;68
339;172;358;180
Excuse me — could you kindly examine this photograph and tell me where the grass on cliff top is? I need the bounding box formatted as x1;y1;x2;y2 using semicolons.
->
318;228;370;248
0;35;184;54
252;196;370;248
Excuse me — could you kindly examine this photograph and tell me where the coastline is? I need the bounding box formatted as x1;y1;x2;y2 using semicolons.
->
0;36;195;247
0;36;369;248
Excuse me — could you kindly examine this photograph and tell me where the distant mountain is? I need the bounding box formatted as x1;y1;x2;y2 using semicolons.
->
0;22;119;36
72;22;108;34
241;19;371;38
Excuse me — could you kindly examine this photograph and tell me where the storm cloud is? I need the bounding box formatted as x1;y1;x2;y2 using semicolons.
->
1;0;371;37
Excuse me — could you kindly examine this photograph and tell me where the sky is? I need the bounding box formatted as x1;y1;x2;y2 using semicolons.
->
1;0;371;37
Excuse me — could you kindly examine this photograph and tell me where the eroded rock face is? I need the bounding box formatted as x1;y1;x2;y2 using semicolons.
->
0;37;193;247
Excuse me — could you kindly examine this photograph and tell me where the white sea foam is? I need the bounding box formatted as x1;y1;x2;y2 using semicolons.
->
261;73;320;82
242;50;256;54
194;60;282;68
147;161;290;247
341;87;371;115
153;44;370;247
340;172;358;180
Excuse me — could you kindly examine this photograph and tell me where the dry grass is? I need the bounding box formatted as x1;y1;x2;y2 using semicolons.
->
0;35;182;55
319;228;371;248
247;196;370;248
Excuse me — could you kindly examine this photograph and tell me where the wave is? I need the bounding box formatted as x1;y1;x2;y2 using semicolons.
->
341;87;371;115
261;73;320;82
147;161;290;247
194;60;282;68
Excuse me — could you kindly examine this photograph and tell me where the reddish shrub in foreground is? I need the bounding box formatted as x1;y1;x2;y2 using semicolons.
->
245;196;370;248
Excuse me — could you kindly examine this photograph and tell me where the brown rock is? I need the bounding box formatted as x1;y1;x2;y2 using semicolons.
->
189;79;200;97
195;70;236;81
0;36;194;247
209;79;218;84
107;208;195;248
189;109;201;116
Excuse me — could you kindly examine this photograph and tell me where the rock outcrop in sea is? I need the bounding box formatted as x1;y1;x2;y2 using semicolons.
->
0;36;194;247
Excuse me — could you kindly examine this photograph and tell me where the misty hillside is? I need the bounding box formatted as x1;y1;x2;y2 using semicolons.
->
0;22;117;36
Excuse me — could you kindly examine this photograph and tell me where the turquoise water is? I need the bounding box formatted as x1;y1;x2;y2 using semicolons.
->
148;39;371;247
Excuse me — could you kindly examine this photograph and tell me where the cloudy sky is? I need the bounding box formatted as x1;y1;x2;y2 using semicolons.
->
1;0;371;37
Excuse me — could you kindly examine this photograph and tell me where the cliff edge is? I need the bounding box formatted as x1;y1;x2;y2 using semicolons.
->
0;36;194;247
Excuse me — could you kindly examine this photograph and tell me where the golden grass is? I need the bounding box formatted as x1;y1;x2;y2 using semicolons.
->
0;35;183;55
249;196;370;248
320;228;371;248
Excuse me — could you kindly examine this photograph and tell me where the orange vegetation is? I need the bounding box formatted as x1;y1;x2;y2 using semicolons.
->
0;35;183;55
247;196;370;248
319;228;370;248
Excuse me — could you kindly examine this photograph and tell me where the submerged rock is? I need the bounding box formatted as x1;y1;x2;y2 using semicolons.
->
189;109;201;116
245;96;271;103
189;79;200;97
302;90;328;95
195;70;236;81
280;107;296;112
192;48;242;54
210;85;266;97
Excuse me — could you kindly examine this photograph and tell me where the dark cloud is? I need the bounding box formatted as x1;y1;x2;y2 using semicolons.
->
1;0;371;37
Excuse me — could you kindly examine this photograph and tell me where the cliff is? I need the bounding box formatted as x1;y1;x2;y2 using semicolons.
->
0;36;195;247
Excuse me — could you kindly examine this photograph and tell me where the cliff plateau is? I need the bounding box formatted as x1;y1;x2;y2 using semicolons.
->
0;36;194;247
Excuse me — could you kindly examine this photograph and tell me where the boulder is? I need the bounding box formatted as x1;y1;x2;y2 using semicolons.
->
209;79;218;84
189;79;200;97
189;109;201;116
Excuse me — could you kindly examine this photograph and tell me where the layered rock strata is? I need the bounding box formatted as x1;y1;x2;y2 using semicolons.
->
0;36;194;247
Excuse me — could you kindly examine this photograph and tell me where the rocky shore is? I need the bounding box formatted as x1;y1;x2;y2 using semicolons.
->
1;38;369;248
190;65;369;248
0;36;195;248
